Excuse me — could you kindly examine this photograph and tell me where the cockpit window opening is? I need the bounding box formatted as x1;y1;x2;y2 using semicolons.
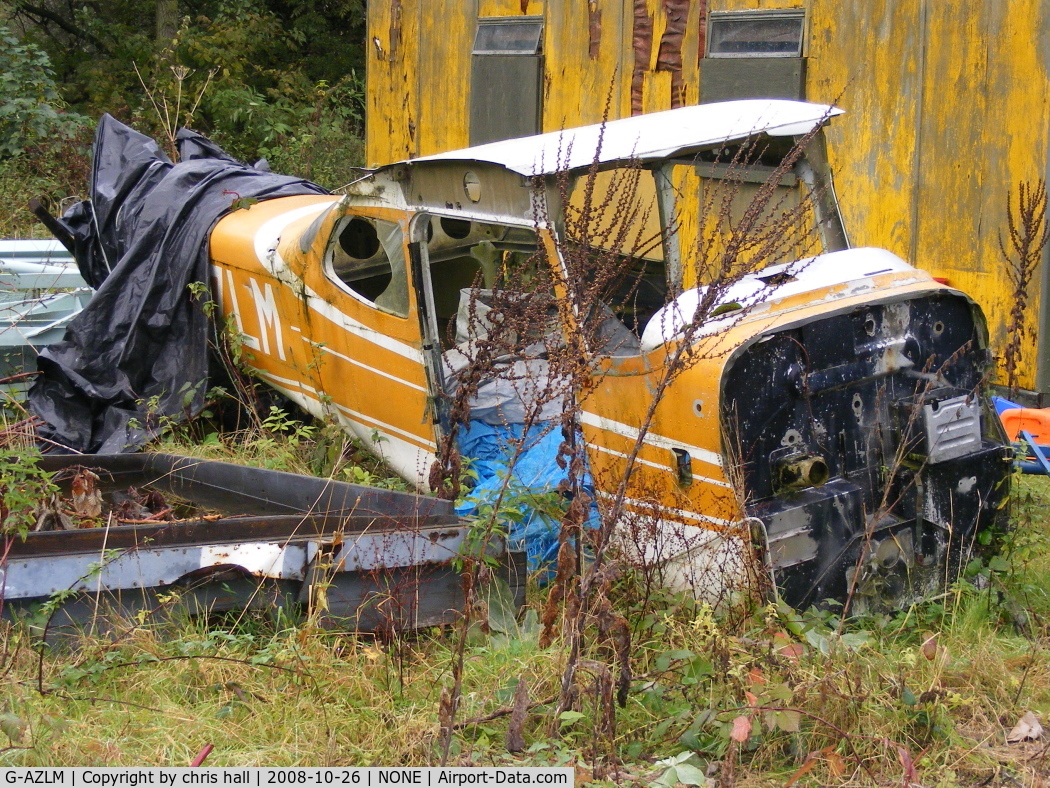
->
324;215;410;317
420;214;544;350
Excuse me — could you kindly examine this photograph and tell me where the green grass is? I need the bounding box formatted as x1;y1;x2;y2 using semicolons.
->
150;406;410;491
2;444;1049;784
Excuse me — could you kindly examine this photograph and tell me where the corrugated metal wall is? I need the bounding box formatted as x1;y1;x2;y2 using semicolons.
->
366;0;1050;391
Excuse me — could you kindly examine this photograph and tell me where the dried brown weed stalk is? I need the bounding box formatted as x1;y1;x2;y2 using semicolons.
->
999;179;1049;396
434;105;833;772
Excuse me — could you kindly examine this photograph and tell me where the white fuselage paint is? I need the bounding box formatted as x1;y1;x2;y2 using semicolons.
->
579;410;725;469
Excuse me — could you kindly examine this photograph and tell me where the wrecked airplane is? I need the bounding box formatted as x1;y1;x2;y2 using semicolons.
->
31;100;1011;612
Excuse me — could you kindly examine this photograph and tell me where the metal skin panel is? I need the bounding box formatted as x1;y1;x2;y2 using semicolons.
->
0;239;92;393
1;453;484;633
210;198;439;487
2;524;466;601
0;239;81;289
469;55;542;146
409;99;842;176
1;543;310;600
699;56;805;103
401;162;535;224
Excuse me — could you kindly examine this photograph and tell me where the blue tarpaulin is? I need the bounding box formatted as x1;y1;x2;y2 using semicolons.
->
454;420;601;574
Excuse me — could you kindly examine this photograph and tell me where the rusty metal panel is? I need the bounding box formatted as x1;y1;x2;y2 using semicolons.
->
403;162;534;222
656;0;692;107
631;0;654;115
633;1;705;118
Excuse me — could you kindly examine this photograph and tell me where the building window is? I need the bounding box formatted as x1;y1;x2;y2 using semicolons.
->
707;10;805;58
473;17;543;55
470;17;544;146
700;9;806;103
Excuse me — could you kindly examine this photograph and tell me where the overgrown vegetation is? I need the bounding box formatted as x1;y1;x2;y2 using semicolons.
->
0;298;1042;785
150;400;409;491
0;471;1047;785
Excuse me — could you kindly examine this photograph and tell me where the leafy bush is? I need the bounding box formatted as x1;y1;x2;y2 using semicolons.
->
0;26;87;158
0;124;92;237
0;448;58;539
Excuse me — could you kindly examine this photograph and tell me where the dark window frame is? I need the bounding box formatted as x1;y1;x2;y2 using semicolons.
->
469;16;544;146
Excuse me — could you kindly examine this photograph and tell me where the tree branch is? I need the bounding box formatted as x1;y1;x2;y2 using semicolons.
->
13;1;111;55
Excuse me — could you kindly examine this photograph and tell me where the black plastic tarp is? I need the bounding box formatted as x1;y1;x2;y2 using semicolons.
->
29;115;329;453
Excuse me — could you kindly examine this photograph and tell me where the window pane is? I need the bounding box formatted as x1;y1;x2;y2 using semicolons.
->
708;12;804;58
473;18;543;55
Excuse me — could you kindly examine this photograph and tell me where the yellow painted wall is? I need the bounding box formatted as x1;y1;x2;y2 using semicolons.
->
544;2;629;126
367;0;1050;390
366;0;421;164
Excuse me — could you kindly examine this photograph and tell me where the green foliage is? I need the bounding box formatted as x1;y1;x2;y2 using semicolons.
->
0;23;92;236
651;751;710;787
0;477;1048;783
0;26;87;158
1;1;366;235
0;448;58;539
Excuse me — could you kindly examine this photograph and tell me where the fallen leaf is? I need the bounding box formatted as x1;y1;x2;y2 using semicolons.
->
748;667;766;686
784;747;834;787
826;751;846;777
784;753;818;787
730;715;751;743
71;468;102;518
1007;711;1043;743
778;643;805;662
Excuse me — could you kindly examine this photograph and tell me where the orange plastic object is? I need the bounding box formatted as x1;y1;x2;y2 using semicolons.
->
1000;407;1050;444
